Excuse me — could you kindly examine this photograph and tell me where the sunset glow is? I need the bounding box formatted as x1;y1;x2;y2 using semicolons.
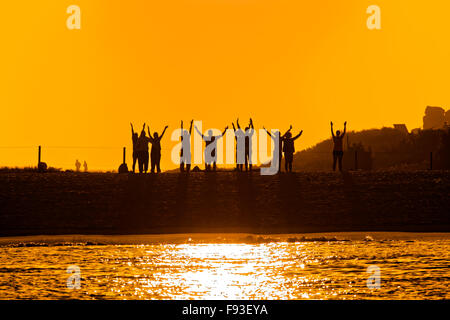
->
2;1;450;170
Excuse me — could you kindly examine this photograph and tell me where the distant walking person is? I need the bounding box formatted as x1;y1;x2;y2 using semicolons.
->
148;125;168;173
83;161;88;172
180;120;193;172
75;159;81;172
130;123;142;173
283;129;303;172
331;121;347;171
263;126;292;174
195;125;228;171
137;126;151;173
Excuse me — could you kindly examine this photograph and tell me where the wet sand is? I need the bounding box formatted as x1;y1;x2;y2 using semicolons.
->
0;171;449;236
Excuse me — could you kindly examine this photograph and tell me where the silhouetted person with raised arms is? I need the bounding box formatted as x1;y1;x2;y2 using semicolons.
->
263;126;292;174
137;125;151;173
282;129;303;172
244;118;255;171
130;123;142;173
148;125;168;173
232;118;254;171
180;120;193;172
331;121;347;171
232;118;245;171
195;125;228;171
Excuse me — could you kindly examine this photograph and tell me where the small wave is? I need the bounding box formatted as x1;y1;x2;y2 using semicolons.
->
237;235;281;243
0;267;59;273
1;241;108;248
287;236;349;243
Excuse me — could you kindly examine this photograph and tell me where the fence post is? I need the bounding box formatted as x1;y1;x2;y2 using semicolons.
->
123;147;126;164
38;145;41;165
429;151;433;170
354;150;358;170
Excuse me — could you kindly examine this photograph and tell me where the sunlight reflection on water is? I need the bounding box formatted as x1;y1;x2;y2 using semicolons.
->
0;237;449;299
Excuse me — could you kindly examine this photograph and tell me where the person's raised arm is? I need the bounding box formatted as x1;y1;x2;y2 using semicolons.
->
180;121;184;141
247;118;255;136
293;130;303;140
131;123;134;135
232;122;236;132
147;125;152;138
236;118;241;130
263;126;274;139
160;126;168;140
189;120;193;135
342;121;347;137
194;126;204;140
221;126;229;137
330;121;335;138
281;125;292;139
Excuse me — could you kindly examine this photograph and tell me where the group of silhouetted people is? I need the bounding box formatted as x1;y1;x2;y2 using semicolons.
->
130;120;347;173
131;123;168;173
181;118;303;173
263;124;303;173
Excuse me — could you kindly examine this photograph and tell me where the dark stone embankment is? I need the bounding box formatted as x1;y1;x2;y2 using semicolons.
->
0;171;449;236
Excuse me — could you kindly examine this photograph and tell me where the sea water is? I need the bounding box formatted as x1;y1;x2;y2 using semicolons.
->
0;233;448;299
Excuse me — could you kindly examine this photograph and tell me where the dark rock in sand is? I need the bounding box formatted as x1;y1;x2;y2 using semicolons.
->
118;163;128;174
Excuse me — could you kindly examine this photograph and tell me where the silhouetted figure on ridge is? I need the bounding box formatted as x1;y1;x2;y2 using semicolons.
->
232;118;255;171
195;125;228;171
263;126;292;174
75;159;81;172
331;121;347;171
283;129;303;172
180;120;193;172
148;125;168;173
130;123;142;173
232;119;245;171
83;161;88;173
137;126;151;173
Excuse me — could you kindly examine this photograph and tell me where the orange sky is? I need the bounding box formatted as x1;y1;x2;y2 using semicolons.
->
1;0;450;170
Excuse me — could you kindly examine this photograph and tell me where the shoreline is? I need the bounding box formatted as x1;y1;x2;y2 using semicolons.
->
1;232;449;246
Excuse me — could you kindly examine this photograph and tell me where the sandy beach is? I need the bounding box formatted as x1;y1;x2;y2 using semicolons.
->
0;171;449;236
